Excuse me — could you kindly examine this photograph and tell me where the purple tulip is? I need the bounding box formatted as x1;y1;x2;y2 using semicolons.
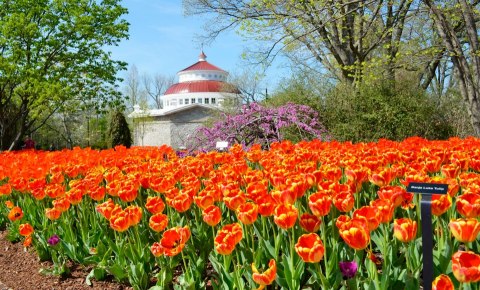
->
339;260;358;279
47;234;60;246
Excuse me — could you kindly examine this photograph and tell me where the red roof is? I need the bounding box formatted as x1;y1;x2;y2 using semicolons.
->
164;80;239;95
179;60;225;72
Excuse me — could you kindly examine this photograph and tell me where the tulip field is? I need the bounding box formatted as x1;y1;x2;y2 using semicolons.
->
1;137;480;289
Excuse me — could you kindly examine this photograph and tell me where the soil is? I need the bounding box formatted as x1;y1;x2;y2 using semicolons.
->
0;231;133;290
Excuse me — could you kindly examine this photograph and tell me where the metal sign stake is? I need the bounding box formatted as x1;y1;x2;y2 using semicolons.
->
407;182;448;290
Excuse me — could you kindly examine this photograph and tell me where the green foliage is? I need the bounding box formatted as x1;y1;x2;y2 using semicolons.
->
0;0;129;150
109;111;132;148
322;78;454;142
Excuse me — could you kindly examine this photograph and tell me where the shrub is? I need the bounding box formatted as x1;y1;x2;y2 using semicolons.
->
187;102;329;152
322;79;454;142
109;111;132;148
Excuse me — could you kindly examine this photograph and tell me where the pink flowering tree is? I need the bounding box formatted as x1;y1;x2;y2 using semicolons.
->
186;102;330;152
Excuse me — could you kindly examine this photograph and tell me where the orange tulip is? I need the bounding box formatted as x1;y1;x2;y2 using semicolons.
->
149;213;169;232
145;196;165;214
222;186;246;211
19;223;34;236
369;167;395;187
449;218;480;243
159;226;191;257
252;259;276;289
452;251;480;283
308;192;331;217
377;185;407;208
441;164;460;178
117;180;139;202
214;223;243;255
332;191;355;213
52;197;70;213
150;242;163;257
66;188;83;205
0;183;12;195
237;202;258;225
370;199;394;224
273;203;298;230
194;190;216;210
7;206;23;221
337;216;370;250
393;218;417;243
222;223;243;244
88;186;106;201
44;183;64;199
353;206;381;231
4;200;13;209
255;194;276;216
23;235;32;247
456;193;480;218
202;205;222;226
45;208;62;220
167;191;193;213
299;213;321;233
109;211;130;232
431;194;452;216
96;198;119;220
295;233;325;263
125;205;143;227
432;274;454;290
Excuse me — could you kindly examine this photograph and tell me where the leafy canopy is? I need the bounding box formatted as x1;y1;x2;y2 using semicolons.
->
0;0;129;149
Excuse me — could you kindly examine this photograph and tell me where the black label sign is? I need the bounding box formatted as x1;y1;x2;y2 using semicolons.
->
407;182;448;195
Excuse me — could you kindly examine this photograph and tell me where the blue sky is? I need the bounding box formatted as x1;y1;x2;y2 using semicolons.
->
108;0;286;89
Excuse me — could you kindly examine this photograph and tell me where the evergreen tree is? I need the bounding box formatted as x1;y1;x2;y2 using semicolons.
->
109;111;132;148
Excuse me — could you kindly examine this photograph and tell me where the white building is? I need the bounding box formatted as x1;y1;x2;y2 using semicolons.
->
130;52;241;148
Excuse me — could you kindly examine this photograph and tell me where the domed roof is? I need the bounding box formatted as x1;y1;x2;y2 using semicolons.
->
164;80;239;95
179;51;225;72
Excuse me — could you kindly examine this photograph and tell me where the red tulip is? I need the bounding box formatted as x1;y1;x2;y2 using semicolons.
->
273;203;298;230
295;233;325;263
393;218;417;243
149;213;169;232
452;251;480;283
252;259;276;289
237;202;258;225
432;274;454;290
308;192;331;217
202;205;221;226
449;218;480;243
299;213;321;233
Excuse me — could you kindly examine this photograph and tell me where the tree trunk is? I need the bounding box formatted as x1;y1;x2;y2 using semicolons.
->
424;0;480;136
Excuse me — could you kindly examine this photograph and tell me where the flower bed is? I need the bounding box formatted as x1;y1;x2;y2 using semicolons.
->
0;137;479;289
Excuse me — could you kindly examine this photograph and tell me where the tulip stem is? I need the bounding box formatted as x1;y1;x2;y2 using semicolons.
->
321;216;329;278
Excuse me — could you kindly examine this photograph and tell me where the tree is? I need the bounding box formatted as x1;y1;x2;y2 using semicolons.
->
109;111;131;148
0;0;129;150
124;64;148;112
185;0;417;84
142;73;175;109
423;0;480;135
186;102;329;152
225;68;267;104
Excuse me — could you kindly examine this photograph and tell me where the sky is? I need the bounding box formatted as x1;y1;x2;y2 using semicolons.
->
108;0;287;89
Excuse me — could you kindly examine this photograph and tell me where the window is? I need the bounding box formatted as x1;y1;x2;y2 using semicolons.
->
204;98;209;104
185;99;189;105
198;98;203;104
171;99;177;106
191;98;196;104
179;99;183;105
211;98;216;104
